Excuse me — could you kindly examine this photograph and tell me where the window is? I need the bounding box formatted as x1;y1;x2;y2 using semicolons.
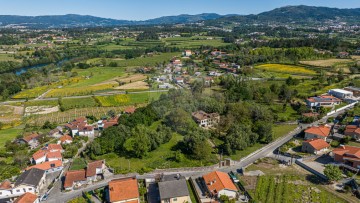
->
173;198;177;201
16;190;20;192
28;188;32;191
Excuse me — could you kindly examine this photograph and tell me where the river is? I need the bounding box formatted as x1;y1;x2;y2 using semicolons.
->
14;58;69;75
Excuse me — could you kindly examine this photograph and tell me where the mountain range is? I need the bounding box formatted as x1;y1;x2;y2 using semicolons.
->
0;5;359;28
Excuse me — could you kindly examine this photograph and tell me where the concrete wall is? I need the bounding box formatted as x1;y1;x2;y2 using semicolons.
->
295;159;328;180
327;102;358;116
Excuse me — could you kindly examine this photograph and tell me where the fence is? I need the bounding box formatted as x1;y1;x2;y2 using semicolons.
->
295;159;328;180
327;101;358;116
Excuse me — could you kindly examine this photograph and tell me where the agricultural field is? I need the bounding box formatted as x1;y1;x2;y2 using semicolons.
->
13;85;51;99
61;97;99;110
114;52;180;67
163;37;229;48
115;81;149;90
256;64;316;75
25;100;58;107
300;59;354;67
0;53;20;62
0;105;24;123
94;91;165;107
0;128;22;148
28;106;131;124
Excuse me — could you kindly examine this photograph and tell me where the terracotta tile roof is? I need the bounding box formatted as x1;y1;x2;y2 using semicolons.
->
304;125;331;137
32;150;47;161
86;160;104;177
22;133;39;143
64;170;86;188
109;177;139;202
47;144;63;152
14;192;38;203
303;139;330;150
355;128;360;135
203;171;237;196
124;106;136;114
0;180;12;189
192;111;220;122
26;160;62;171
46;151;62;159
333;145;360;158
103;122;117;129
306;95;341;103
60;135;73;143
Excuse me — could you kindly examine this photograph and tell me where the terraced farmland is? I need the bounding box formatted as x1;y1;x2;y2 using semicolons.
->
256;64;316;75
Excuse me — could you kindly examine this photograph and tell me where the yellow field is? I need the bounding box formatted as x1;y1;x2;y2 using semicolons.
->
114;81;149;90
300;59;353;67
45;83;117;98
256;64;316;75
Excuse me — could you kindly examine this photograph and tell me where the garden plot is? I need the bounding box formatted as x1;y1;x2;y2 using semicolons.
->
300;59;353;67
0;105;24;123
114;81;149;90
24;105;59;116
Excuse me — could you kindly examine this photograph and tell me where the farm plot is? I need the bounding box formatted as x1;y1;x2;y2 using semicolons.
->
115;52;180;67
256;64;316;75
0;105;24;123
114;81;149;90
61;97;99;111
253;175;346;203
28;106;130;125
300;59;353;67
95;92;165;107
45;83;116;98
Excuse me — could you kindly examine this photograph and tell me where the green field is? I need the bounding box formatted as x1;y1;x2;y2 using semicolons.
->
115;52;180;67
163;37;229;48
256;64;316;75
0;128;22;148
25;100;58;107
95;92;166;107
61;97;98;110
96;133;216;173
0;53;19;62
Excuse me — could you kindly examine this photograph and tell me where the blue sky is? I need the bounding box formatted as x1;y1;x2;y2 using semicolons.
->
1;0;359;20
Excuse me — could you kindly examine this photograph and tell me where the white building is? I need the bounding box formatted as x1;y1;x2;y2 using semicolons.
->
328;89;353;99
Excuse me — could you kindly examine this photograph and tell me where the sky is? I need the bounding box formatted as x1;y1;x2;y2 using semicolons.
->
0;0;359;20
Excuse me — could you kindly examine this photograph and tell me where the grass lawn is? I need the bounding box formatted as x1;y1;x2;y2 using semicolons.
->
70;158;87;170
273;124;298;140
0;128;22;148
269;104;299;122
97;133;216;174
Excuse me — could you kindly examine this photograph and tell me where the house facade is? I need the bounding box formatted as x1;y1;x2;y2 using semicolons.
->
302;139;330;155
332;145;360;169
304;125;331;141
306;95;341;108
192;111;220;128
202;171;238;199
158;177;191;203
26;160;63;174
328;89;353;99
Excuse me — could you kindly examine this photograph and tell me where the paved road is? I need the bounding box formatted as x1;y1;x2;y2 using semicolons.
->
44;106;353;203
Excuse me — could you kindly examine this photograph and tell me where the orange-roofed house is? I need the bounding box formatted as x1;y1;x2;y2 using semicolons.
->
344;125;360;141
124;106;136;114
58;135;73;145
14;192;39;203
305;95;341;108
302;139;330;155
86;160;106;182
304;125;331;141
64;170;87;191
31;150;47;165
332;145;360;169
26;160;63;174
108;177;140;203
47;144;64;153
18;133;40;149
202;171;238;199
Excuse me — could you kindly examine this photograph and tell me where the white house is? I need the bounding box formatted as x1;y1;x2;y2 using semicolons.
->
328;89;353;99
302;139;330;155
304;125;331;141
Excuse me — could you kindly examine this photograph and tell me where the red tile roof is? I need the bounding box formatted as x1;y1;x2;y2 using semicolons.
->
86;160;104;177
26;160;62;171
124;106;136;114
203;171;237;196
47;144;63;152
303;139;330;150
0;180;12;189
22;133;39;143
64;170;87;188
109;177;139;202
304;125;331;137
14;192;38;203
46;151;62;159
60;135;73;143
333;145;360;158
32;150;47;161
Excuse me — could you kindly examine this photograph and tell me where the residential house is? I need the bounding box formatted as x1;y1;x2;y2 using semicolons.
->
183;50;192;57
192;111;220;128
306;95;342;108
202;171;238;199
97;117;118;130
344;125;360;142
337;52;350;58
63;170;87;191
124;106;136;114
158;83;174;89
328;89;353;99
57;135;73;145
31;144;63;164
17;133;40;149
13;192;39;203
344;86;360;97
158;174;191;203
47;144;64;153
64;117;94;137
0;180;13;199
108;177;140;203
304;125;331;141
173;77;184;84
86;160;106;182
302;139;330;155
332;145;360;169
13;168;46;196
26;160;63;174
48;126;63;138
31;150;47;165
